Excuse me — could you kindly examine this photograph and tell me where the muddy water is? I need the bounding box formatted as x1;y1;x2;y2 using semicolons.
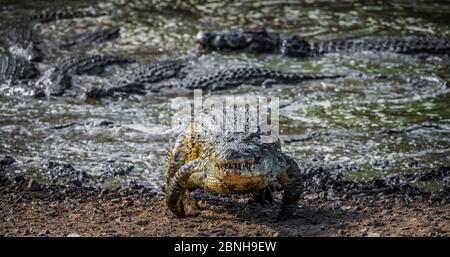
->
0;0;449;191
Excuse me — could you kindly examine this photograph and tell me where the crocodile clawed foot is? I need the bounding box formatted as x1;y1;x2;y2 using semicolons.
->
167;196;186;217
252;193;269;205
170;203;186;217
252;187;274;205
184;193;201;216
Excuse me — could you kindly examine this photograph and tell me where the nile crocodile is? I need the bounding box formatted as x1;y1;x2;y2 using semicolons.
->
86;59;189;98
175;67;344;91
1;24;44;62
35;55;132;97
59;27;121;49
166;108;303;220
197;30;450;57
87;65;344;98
1;6;115;62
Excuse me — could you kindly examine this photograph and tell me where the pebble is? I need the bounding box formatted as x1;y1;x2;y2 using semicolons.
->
366;232;381;237
136;220;149;226
38;230;50;236
47;210;58;218
27;179;42;191
67;233;81;237
122;200;134;207
340;205;352;211
111;198;121;203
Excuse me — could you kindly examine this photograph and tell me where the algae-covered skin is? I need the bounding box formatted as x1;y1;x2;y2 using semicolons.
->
165;108;303;220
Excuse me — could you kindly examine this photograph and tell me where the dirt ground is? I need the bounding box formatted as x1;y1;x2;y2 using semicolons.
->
0;185;448;237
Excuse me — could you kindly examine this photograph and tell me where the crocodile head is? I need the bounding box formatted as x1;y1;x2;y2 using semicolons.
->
9;43;43;62
280;35;310;57
6;25;44;62
211;132;284;179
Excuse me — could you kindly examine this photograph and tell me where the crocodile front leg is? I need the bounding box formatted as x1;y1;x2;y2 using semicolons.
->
277;155;303;221
166;159;202;217
253;185;274;205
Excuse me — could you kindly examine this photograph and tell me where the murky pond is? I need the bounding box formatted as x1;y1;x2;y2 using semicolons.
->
0;0;449;192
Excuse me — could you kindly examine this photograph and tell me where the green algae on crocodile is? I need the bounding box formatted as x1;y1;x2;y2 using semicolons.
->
165;108;304;220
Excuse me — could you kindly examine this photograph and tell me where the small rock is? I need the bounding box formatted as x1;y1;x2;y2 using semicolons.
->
14;175;26;185
47;210;58;218
38;230;50;236
111;198;121;203
67;233;80;237
98;188;109;197
122;200;134;208
327;188;336;200
340;205;352;211
360;228;368;236
136;220;149;226
366;232;381;237
27;179;42;191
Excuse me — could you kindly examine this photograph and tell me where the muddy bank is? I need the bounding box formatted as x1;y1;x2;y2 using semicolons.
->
0;176;448;237
1;154;449;237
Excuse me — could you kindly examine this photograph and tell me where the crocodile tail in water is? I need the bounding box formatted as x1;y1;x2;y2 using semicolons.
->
282;36;450;57
31;7;109;23
59;27;121;48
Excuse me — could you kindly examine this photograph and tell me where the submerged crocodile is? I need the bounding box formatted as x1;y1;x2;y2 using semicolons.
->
86;59;189;98
1;7;116;62
166;108;303;220
197;30;450;57
175;67;344;91
87;65;344;98
30;6;109;23
59;27;121;49
35;55;132;97
1;24;43;62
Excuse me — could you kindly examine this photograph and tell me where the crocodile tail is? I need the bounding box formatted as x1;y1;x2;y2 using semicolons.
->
325;37;450;55
59;27;120;49
31;7;108;23
290;72;346;82
397;38;450;55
